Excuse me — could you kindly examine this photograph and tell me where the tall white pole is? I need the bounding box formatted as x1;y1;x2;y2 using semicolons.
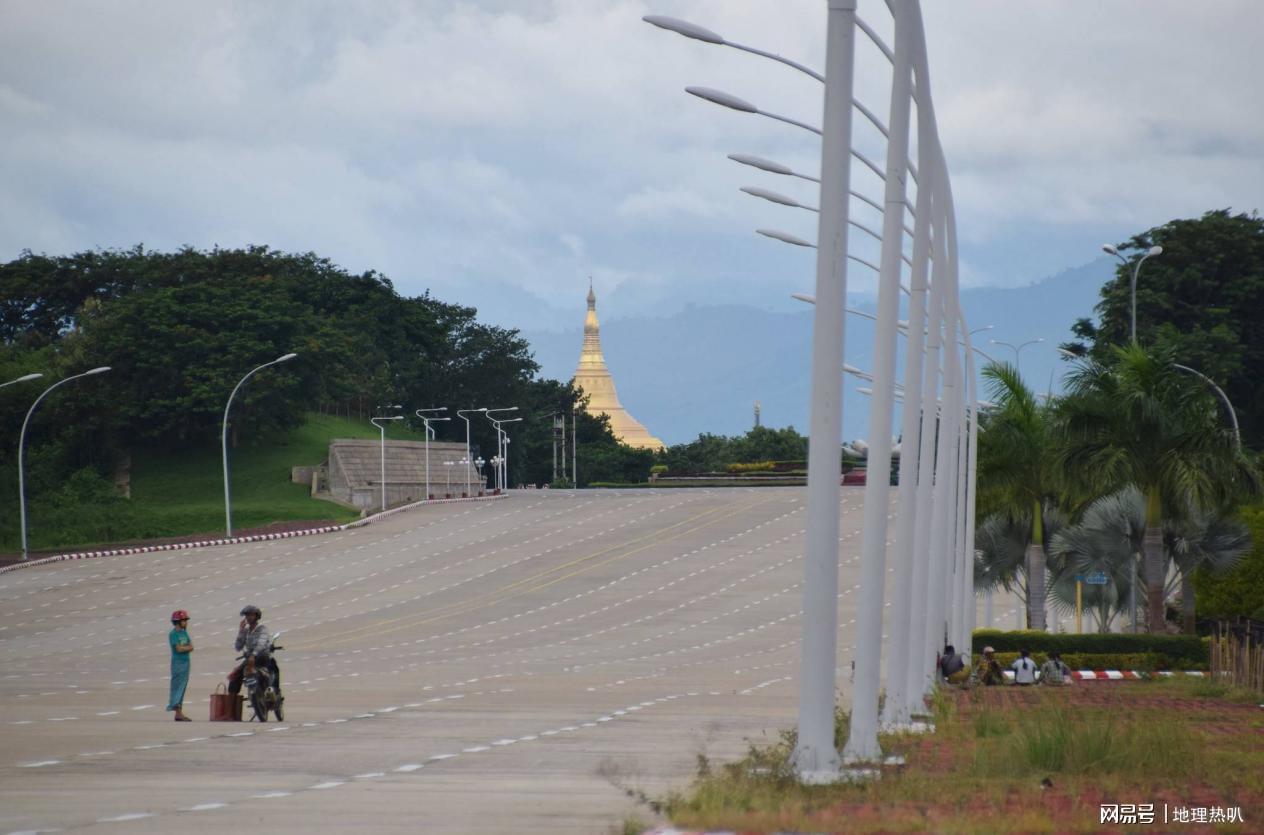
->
370;416;402;511
222;353;295;537
923;159;963;700
790;0;856;782
18;367;110;559
903;194;947;715
843;0;912;764
962;326;980;651
951;351;970;651
880;1;935;731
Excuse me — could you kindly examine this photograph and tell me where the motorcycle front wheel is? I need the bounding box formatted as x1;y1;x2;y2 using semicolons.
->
250;689;267;723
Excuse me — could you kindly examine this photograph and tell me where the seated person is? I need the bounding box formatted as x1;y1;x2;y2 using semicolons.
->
1038;650;1073;685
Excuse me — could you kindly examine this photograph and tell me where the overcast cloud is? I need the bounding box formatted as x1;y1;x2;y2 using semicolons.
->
2;0;1261;330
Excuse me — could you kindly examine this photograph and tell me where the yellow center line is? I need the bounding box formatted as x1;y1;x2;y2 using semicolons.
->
303;495;772;649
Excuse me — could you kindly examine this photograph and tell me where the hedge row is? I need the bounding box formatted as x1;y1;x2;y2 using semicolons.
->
971;629;1208;665
987;651;1208;672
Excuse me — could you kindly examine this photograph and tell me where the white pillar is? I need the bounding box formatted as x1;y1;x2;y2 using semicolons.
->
903;186;947;717
842;0;914;764
790;0;857;782
882;2;938;730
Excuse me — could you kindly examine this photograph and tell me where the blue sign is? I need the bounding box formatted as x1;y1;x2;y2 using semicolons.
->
1085;570;1109;585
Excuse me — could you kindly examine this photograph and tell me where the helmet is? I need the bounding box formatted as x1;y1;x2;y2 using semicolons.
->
171;609;190;624
240;604;262;617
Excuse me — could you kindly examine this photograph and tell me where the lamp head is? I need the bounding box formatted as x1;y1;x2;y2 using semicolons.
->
729;153;793;175
86;366;111;375
757;228;814;247
790;292;816;305
741;186;799;208
1101;244;1118;256
276;352;298;363
685;86;756;113
643;14;724;43
1147;245;1163;256
17;373;43;383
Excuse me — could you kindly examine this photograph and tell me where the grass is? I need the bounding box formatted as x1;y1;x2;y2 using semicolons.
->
651;681;1261;834
1;412;430;553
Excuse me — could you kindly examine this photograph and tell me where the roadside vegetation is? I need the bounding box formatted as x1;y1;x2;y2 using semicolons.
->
648;678;1262;833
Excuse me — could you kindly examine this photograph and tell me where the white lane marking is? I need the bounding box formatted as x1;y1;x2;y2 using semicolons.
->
462;745;490;753
18;760;61;768
491;738;516;746
129;704;154;711
228;731;254;737
96;812;155;822
394;764;423;772
309;781;344;790
96;711;119;716
353;772;385;779
184;737;209;743
253;791;291;799
185;802;227;811
428;753;457;761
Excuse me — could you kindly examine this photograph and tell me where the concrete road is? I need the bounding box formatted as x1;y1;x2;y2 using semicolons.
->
0;488;1022;834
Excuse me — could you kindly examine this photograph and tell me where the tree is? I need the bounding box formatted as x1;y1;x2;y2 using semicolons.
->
976;361;1061;630
1053;344;1258;632
1063;209;1264;450
1048;489;1144;633
974;502;1065;629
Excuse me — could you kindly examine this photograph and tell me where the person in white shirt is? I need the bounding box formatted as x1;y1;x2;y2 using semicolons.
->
1010;648;1037;685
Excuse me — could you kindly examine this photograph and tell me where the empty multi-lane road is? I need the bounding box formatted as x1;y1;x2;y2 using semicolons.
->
1;488;1017;833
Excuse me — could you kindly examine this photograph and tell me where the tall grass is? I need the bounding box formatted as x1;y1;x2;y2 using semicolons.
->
974;700;1204;777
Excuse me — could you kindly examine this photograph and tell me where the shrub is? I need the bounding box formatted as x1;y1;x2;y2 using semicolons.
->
1193;503;1264;619
971;629;1207;666
725;461;775;473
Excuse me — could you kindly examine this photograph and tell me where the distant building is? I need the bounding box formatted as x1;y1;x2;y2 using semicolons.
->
573;282;664;451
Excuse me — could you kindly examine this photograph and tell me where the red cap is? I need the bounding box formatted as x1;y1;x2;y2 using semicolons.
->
171;609;190;624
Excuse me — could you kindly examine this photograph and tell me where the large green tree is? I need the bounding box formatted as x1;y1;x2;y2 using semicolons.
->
1054;344;1258;632
1064;209;1264;449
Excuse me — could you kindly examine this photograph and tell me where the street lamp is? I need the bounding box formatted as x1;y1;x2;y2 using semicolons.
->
456;408;488;497
1102;244;1163;343
416;408;449;500
443;460;454;497
989;338;1044;372
222;353;296;537
484;411;521;492
370;415;404;511
457;457;470;497
730;154;915;233
490;455;504;491
18;366;111;559
474;457;486;491
2;372;43;389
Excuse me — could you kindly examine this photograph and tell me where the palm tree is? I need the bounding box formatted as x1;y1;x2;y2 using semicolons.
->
1054;344;1257;633
1048;488;1144;632
975;503;1066;629
1166;508;1251;633
977;362;1060;630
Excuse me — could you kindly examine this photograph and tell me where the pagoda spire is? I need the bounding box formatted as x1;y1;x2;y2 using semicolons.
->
573;281;663;451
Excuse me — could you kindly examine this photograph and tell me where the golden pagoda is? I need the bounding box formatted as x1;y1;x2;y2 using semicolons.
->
574;281;665;451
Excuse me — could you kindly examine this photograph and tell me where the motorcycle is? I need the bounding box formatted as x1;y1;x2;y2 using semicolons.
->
237;631;284;722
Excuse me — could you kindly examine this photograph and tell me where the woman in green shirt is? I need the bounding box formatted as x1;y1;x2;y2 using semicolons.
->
167;610;194;721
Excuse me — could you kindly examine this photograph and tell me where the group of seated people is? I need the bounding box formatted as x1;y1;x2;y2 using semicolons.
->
938;645;1073;686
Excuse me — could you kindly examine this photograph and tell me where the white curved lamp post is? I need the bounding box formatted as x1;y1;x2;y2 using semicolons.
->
1102;244;1163;343
222;353;296;538
18;367;111;559
371;415;404;510
416;408;449;499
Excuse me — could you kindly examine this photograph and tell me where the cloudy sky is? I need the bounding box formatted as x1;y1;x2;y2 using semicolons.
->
3;0;1262;333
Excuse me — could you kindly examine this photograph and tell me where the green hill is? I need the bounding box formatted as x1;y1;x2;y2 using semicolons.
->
2;412;429;554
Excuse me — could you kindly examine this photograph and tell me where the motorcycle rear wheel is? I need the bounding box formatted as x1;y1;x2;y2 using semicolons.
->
272;691;285;722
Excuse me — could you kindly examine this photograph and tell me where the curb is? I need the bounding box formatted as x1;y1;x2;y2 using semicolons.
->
997;669;1207;682
0;492;508;576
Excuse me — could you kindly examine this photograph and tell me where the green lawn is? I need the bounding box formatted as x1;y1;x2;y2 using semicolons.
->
3;413;430;553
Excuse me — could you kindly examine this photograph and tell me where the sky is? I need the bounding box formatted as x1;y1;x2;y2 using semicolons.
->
3;1;1262;333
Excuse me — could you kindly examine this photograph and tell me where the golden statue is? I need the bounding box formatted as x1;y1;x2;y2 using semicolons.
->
573;281;665;451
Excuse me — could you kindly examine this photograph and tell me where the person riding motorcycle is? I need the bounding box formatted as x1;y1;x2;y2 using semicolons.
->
227;604;281;698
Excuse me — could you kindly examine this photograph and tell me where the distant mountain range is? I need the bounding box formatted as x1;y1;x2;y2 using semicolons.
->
520;259;1114;446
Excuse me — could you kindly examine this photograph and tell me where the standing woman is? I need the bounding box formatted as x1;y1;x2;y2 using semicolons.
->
168;610;194;721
